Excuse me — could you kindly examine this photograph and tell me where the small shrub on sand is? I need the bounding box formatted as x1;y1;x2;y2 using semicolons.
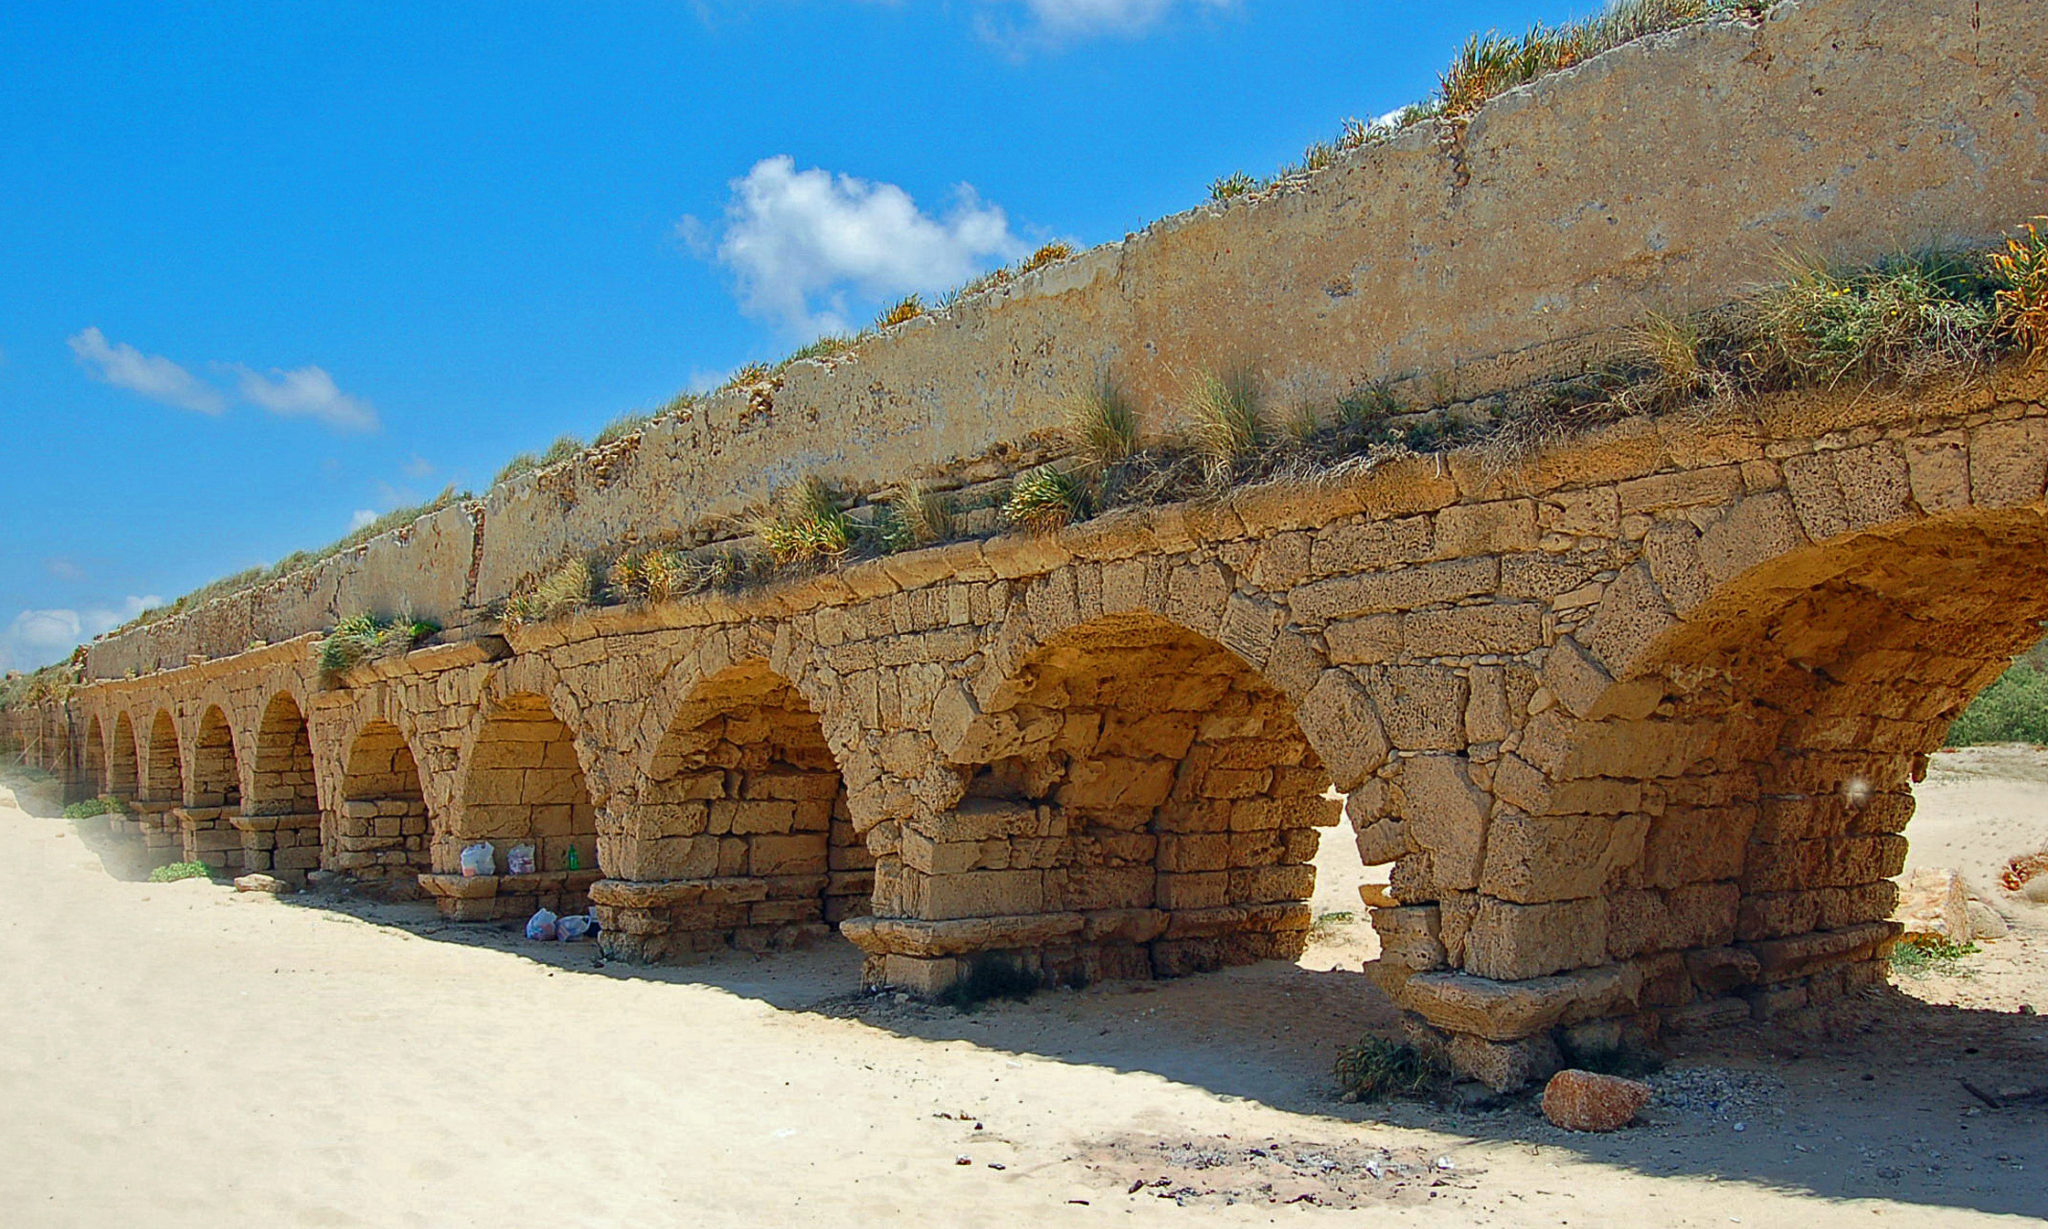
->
1333;1038;1450;1102
1891;938;1979;978
148;861;212;884
63;795;125;819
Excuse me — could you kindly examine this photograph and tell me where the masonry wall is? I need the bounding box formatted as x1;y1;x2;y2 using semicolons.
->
80;0;2048;677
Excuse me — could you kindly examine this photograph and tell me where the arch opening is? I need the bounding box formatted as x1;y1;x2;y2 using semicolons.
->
108;713;137;801
336;721;432;882
250;694;320;816
447;694;598;920
143;711;184;805
911;612;1341;989
83;717;106;801
190;706;241;809
609;661;866;961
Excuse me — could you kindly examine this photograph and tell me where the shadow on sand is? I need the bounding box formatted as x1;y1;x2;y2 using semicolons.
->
47;789;2048;1220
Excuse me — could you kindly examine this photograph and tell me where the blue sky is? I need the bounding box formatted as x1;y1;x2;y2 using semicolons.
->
0;0;1588;672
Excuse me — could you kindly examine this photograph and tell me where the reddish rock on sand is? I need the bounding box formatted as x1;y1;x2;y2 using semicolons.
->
1541;1069;1652;1132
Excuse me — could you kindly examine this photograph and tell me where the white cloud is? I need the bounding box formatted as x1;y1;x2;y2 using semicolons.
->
349;509;379;531
980;0;1232;46
67;328;378;432
67;326;227;414
702;155;1030;335
0;595;159;673
227;363;380;432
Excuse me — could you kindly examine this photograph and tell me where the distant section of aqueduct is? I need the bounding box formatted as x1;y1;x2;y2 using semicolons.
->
9;0;2046;1088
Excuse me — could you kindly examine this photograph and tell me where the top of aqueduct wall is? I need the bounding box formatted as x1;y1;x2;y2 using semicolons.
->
83;0;2048;680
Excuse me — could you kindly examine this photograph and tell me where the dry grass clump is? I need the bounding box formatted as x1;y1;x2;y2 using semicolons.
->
1440;0;1753;118
1018;241;1076;275
874;294;928;330
1208;171;1259;203
316;612;440;673
1333;1037;1451;1103
886;482;953;550
1003;466;1090;533
758;477;856;565
1066;376;1140;467
1188;366;1267;475
1992;217;2048;363
502;558;600;627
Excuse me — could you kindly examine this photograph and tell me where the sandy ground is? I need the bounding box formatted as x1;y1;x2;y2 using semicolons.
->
3;756;2047;1227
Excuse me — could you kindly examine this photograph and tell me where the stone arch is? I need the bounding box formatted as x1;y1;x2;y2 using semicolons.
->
250;692;320;816
108;712;138;800
143;709;184;805
335;720;433;881
875;609;1344;990
443;692;599;918
605;660;867;960
953;562;1389;800
189;706;242;809
1444;502;2048;1046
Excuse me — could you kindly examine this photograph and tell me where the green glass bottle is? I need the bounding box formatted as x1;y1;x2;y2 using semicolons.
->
565;844;581;871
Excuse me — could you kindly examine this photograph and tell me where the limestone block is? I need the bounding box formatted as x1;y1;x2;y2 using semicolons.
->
1157;871;1228;910
1433;500;1538;557
750;834;826;877
1479;813;1648;904
1970;417;2048;508
1396;755;1489;891
1465;895;1608;980
1403;603;1542;657
1372;905;1448;971
908;868;1045;921
1362;666;1466;753
1306;516;1433;577
1227;864;1314;904
1293;669;1390;789
1902;432;1971;512
1291;557;1498;621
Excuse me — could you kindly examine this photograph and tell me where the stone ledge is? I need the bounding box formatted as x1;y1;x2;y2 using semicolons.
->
1404;963;1644;1042
419;869;603;900
841;912;1088;957
230;811;322;833
331;636;512;689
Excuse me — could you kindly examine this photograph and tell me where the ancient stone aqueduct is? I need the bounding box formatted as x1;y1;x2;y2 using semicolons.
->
8;0;2046;1087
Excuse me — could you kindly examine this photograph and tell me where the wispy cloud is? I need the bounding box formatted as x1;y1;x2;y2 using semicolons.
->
684;155;1029;336
0;595;160;672
66;327;378;432
226;363;380;432
978;0;1233;49
348;509;379;531
67;327;227;414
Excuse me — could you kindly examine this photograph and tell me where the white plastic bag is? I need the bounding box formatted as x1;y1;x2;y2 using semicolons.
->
556;913;597;942
506;843;536;875
525;907;559;941
459;841;495;878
